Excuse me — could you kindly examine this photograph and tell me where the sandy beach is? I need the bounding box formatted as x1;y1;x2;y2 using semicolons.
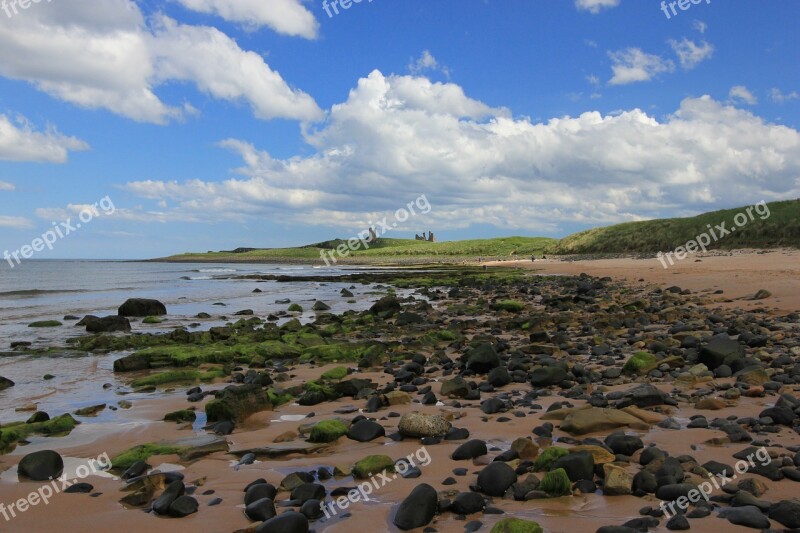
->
0;256;798;533
488;249;800;313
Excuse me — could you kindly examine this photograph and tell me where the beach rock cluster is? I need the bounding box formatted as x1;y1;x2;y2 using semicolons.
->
5;269;800;531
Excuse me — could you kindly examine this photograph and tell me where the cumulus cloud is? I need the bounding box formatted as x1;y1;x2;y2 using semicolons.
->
121;71;800;235
0;181;15;191
408;50;449;78
770;88;799;104
575;0;621;14
669;38;714;70
175;0;318;38
0;0;321;124
729;85;758;105
608;48;675;85
0;114;89;163
692;20;708;34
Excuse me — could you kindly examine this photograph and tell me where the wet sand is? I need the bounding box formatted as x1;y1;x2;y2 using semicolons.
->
488;248;800;313
0;254;799;533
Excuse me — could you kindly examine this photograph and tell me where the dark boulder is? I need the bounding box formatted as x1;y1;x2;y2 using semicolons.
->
369;296;401;317
152;480;185;515
347;419;385;442
476;462;517;497
113;353;150;372
118;298;167;317
393;484;438;530
86;315;131;333
553;452;595;482
168;496;198;518
245;498;277;522
18;450;64;481
450;492;486;515
0;376;14;391
529;366;567;387
451;440;488;461
255;511;309;533
465;344;500;373
699;334;744;370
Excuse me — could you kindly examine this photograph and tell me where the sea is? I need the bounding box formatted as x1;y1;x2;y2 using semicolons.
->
0;260;390;432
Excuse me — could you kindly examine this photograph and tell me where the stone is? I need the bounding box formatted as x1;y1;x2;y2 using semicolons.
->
539;468;572;496
466;344;501;373
152;480;184;515
255;511;309;533
768;500;800;529
561;408;650;435
699;334;744;370
18;450;64;481
451;492;486;515
529;366;567;387
452;440;488;460
168;496;198;518
118;298;167;317
353;455;394;479
511;438;539;460
477;462;517;497
86;315;131;333
369;296;401;317
384;391;411;406
441;376;471;398
245;483;278;505
605;433;644;456
347;419;385;442
603;464;633;495
718;505;770;529
490;518;543;533
552;452;594;482
393;484;438;530
398;413;451;438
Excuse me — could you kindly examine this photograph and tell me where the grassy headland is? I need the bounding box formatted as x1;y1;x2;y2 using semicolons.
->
156;199;799;264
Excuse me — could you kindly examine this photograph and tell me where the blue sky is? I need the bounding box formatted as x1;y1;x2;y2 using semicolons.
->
0;0;798;259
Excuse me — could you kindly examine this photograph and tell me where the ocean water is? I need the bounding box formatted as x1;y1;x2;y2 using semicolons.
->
0;260;384;346
0;260;392;426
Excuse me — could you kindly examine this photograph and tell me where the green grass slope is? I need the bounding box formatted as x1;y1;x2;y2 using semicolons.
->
160;200;798;263
549;199;800;255
166;236;556;263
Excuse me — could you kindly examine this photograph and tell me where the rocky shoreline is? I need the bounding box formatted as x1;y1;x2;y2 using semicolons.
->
1;267;799;532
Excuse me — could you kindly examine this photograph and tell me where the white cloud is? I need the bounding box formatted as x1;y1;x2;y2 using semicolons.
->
120;71;800;234
175;0;318;38
150;16;322;121
692;20;708;34
0;114;89;163
0;216;33;229
608;48;675;85
729;85;758;105
771;88;799;104
669;38;714;70
0;181;15;191
408;51;449;78
575;0;621;14
0;0;321;124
